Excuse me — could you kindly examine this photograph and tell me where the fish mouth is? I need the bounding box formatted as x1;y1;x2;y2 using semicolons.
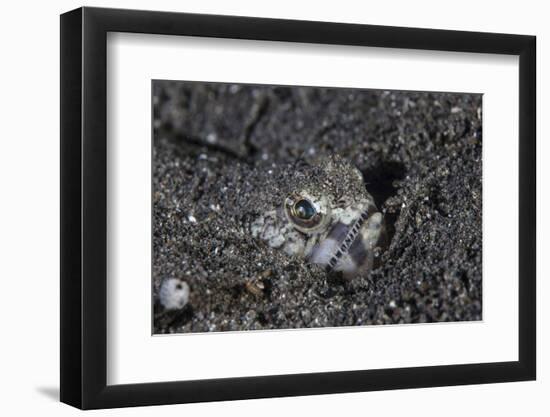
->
324;210;370;272
308;209;373;274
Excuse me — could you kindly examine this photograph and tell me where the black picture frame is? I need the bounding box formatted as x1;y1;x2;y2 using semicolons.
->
60;6;536;410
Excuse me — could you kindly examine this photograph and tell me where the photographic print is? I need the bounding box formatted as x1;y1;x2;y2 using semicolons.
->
152;81;482;334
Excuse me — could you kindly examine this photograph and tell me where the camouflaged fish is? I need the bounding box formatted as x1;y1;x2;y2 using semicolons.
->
250;155;385;277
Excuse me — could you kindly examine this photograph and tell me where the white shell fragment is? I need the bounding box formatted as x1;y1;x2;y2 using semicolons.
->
159;278;190;310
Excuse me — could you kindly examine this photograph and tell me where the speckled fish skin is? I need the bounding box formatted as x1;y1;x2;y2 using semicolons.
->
250;155;385;278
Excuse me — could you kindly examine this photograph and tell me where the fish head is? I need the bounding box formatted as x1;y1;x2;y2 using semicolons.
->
251;155;385;277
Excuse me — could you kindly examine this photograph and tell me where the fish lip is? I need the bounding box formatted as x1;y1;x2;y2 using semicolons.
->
324;209;370;272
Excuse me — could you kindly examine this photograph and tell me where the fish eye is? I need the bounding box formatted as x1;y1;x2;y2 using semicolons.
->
292;199;316;220
284;195;324;232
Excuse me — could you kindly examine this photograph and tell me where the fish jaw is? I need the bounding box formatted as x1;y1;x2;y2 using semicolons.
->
308;212;384;276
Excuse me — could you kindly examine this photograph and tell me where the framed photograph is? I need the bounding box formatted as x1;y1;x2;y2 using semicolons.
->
60;6;536;409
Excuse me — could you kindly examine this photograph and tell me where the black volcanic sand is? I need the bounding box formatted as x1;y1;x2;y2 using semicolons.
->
152;81;482;333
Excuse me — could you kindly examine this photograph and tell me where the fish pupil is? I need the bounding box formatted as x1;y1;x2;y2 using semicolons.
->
294;200;315;220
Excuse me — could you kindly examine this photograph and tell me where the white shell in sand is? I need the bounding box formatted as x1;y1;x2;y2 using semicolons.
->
159;278;190;310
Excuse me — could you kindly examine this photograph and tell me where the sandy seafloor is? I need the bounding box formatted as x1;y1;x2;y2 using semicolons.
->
152;81;482;334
